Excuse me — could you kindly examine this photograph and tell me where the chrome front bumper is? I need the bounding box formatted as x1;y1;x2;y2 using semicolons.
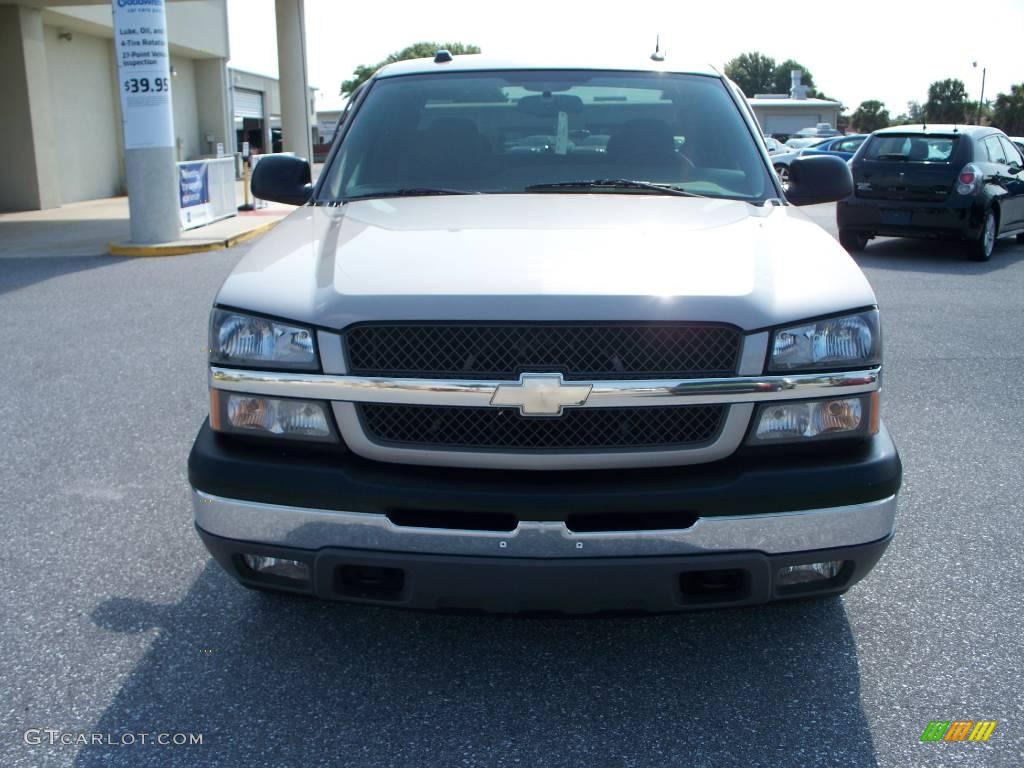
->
192;489;897;558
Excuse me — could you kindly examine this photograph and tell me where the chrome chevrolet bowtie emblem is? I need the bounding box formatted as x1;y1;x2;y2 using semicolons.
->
490;373;592;416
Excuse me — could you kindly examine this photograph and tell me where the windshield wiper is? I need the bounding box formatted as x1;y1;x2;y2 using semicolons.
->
343;187;482;201
525;180;703;197
875;153;909;161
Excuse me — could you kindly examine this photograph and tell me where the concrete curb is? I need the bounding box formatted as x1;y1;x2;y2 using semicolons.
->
108;219;281;257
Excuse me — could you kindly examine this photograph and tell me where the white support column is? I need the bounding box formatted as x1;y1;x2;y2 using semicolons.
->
275;0;312;161
195;58;234;157
261;90;273;154
112;0;180;244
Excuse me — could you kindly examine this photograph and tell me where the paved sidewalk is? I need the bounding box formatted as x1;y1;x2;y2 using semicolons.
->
0;181;295;259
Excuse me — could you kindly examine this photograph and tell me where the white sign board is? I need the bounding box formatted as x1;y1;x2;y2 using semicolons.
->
112;0;174;150
178;158;237;229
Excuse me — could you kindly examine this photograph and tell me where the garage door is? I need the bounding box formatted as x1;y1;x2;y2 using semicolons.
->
233;88;264;120
762;114;820;135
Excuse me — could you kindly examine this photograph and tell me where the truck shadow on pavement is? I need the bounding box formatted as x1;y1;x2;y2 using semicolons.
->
0;255;124;296
78;562;879;767
0;216;130;259
851;237;1024;275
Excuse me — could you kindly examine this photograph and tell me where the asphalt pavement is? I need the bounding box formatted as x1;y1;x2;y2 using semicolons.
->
1;205;1022;767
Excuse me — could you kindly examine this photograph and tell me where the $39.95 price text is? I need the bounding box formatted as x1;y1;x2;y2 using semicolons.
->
123;77;169;94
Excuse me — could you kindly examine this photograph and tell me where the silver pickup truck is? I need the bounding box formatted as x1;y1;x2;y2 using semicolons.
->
189;54;901;612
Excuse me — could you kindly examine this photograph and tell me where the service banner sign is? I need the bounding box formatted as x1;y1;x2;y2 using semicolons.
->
112;0;174;150
178;162;212;229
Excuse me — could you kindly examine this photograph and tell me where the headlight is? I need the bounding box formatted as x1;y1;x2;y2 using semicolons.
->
210;309;317;370
210;391;338;442
769;310;880;372
747;394;876;445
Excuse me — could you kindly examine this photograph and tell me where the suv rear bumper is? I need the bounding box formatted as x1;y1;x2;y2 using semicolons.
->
189;421;901;612
837;196;984;239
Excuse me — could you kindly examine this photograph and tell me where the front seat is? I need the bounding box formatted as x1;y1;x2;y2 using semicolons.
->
908;139;930;162
606;119;682;178
407;118;488;184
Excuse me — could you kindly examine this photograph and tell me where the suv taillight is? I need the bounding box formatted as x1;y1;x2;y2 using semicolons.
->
956;163;981;195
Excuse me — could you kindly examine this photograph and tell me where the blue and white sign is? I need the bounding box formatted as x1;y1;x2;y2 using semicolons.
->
112;0;174;150
178;161;212;228
177;158;237;229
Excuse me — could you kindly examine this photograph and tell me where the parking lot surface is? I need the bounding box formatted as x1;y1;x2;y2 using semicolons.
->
2;205;1022;767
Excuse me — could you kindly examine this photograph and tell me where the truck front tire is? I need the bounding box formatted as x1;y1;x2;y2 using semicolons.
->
839;229;868;253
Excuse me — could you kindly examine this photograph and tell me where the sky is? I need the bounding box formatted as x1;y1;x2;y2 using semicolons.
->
227;0;1023;116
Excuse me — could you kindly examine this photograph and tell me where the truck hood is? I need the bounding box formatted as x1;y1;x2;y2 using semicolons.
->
217;195;875;330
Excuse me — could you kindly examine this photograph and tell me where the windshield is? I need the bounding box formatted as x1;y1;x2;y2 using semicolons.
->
320;70;775;202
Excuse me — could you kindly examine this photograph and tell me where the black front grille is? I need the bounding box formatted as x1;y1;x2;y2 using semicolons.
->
358;404;725;451
344;323;740;380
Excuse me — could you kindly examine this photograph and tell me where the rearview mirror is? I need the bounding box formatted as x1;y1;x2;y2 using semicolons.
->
517;94;585;116
785;154;853;206
251;155;312;206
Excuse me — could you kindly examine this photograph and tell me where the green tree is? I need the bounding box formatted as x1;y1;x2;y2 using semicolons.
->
892;101;923;126
992;84;1024;135
340;42;481;96
850;100;891;132
772;59;816;96
724;52;777;97
924;79;969;123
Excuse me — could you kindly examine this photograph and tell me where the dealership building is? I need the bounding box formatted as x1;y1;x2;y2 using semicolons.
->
229;66;317;156
747;71;841;137
1;0;316;219
0;1;236;212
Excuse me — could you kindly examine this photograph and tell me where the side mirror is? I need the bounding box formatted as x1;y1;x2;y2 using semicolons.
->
251;155;312;206
785;154;853;206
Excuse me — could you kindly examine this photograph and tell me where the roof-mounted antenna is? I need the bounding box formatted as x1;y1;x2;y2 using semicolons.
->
434;49;453;64
650;35;665;62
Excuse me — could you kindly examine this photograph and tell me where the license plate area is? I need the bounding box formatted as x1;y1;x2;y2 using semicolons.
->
880;209;912;225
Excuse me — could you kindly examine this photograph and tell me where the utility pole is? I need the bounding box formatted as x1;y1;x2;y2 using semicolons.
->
973;62;987;125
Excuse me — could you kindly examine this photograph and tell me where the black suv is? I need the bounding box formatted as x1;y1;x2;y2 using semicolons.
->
838;125;1024;261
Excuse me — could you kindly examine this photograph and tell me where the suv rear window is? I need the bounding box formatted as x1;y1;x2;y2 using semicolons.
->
863;135;958;163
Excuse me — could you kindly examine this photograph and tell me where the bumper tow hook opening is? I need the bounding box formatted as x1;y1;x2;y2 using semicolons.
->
335;565;406;601
678;568;750;604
